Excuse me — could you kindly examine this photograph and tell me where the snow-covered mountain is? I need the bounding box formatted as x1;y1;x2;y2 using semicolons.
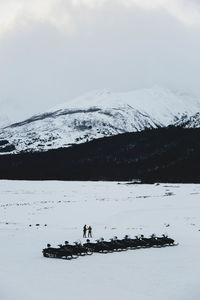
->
174;112;200;128
0;86;200;154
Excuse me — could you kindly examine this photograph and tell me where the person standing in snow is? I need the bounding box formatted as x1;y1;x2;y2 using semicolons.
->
88;226;92;238
83;225;87;238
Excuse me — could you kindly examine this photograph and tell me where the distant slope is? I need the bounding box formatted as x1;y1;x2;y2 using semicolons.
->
0;106;161;154
1;86;200;154
0;127;200;182
174;112;200;128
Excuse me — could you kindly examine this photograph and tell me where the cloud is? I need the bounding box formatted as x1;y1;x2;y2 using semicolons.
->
0;0;200;39
0;0;108;38
125;0;200;26
0;0;200;121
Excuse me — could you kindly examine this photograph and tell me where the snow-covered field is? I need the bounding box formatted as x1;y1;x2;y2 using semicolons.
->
0;181;200;300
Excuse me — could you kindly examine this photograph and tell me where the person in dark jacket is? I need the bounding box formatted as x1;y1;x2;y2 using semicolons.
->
83;225;87;238
88;226;92;238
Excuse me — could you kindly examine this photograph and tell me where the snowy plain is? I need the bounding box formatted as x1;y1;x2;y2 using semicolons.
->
0;180;200;300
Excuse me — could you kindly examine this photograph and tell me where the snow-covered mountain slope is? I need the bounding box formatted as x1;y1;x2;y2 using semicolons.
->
0;106;161;153
0;86;200;154
53;87;200;126
174;112;200;128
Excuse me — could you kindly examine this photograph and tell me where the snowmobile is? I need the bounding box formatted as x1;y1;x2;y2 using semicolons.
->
138;234;166;247
140;234;178;247
83;239;112;253
120;235;144;249
58;241;93;256
97;238;116;252
109;237;128;251
42;244;74;259
134;236;150;247
158;234;176;246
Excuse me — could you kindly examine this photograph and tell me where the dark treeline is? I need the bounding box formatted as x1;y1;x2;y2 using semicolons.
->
0;127;200;182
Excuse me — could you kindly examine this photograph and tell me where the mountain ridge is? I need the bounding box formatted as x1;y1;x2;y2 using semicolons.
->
0;86;200;154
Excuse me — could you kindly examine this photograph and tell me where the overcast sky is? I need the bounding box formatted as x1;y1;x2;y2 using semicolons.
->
0;0;200;121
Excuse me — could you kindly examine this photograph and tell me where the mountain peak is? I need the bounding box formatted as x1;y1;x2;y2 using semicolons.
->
1;86;200;154
49;86;200;124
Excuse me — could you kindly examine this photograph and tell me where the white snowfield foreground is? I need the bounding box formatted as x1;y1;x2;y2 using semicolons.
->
0;181;200;300
1;86;200;154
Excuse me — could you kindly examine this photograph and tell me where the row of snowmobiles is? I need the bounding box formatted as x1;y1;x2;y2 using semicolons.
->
42;234;178;260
